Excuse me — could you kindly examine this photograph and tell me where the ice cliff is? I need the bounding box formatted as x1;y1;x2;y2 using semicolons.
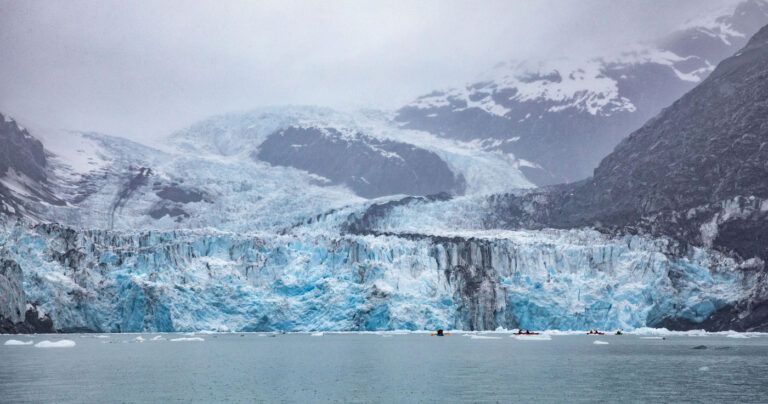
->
0;221;753;332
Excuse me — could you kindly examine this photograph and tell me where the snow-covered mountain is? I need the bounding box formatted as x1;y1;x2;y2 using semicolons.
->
7;107;530;233
396;0;768;185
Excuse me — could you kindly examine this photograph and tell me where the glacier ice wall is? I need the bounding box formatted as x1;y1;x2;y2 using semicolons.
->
0;221;753;332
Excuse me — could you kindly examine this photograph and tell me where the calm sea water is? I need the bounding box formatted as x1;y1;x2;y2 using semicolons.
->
2;332;767;403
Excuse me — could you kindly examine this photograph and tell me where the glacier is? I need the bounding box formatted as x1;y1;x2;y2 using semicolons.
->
0;219;753;332
1;105;762;333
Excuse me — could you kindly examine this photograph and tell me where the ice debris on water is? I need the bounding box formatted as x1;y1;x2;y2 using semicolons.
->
169;337;205;342
593;340;609;345
35;340;76;348
513;334;552;341
4;339;34;346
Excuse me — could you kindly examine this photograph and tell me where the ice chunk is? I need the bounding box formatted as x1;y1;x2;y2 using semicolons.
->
169;337;204;342
135;336;145;342
470;335;502;340
593;340;609;345
310;332;324;337
513;334;551;341
151;335;165;341
726;334;749;339
35;340;76;348
698;366;709;372
4;339;34;346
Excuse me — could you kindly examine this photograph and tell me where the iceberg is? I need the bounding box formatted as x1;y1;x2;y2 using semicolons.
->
35;340;76;348
4;339;34;346
169;337;204;342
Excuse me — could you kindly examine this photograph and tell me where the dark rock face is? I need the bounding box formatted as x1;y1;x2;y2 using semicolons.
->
109;167;152;228
343;192;453;234
147;183;208;221
558;24;768;254
256;126;465;198
156;185;205;204
0;113;64;216
0;114;47;183
395;1;768;185
0;305;54;334
0;257;54;333
0;258;26;324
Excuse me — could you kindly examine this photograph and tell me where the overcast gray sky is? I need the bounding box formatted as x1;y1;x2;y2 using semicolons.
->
0;0;740;140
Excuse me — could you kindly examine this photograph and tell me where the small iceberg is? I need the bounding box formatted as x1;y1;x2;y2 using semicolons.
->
513;334;551;341
4;339;34;346
135;336;145;342
699;366;710;372
35;340;76;348
151;335;165;341
593;340;609;345
311;332;324;337
470;335;502;340
726;334;749;339
169;337;204;342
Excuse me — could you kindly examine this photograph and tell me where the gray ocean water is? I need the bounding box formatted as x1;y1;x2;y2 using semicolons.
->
1;333;767;403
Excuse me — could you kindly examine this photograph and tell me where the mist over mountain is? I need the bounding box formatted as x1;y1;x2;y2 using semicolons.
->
397;0;768;185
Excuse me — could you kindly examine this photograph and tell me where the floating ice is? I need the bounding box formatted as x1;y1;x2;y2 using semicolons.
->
310;332;324;337
4;339;34;346
35;340;76;348
593;340;609;345
513;334;552;341
726;334;750;339
470;335;502;340
169;337;204;342
151;335;165;341
699;366;710;372
135;336;145;342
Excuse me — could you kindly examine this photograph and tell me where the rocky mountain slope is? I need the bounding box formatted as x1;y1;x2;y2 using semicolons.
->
396;0;768;185
0;113;64;218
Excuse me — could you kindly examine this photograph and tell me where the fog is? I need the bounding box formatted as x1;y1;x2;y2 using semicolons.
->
0;0;739;140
